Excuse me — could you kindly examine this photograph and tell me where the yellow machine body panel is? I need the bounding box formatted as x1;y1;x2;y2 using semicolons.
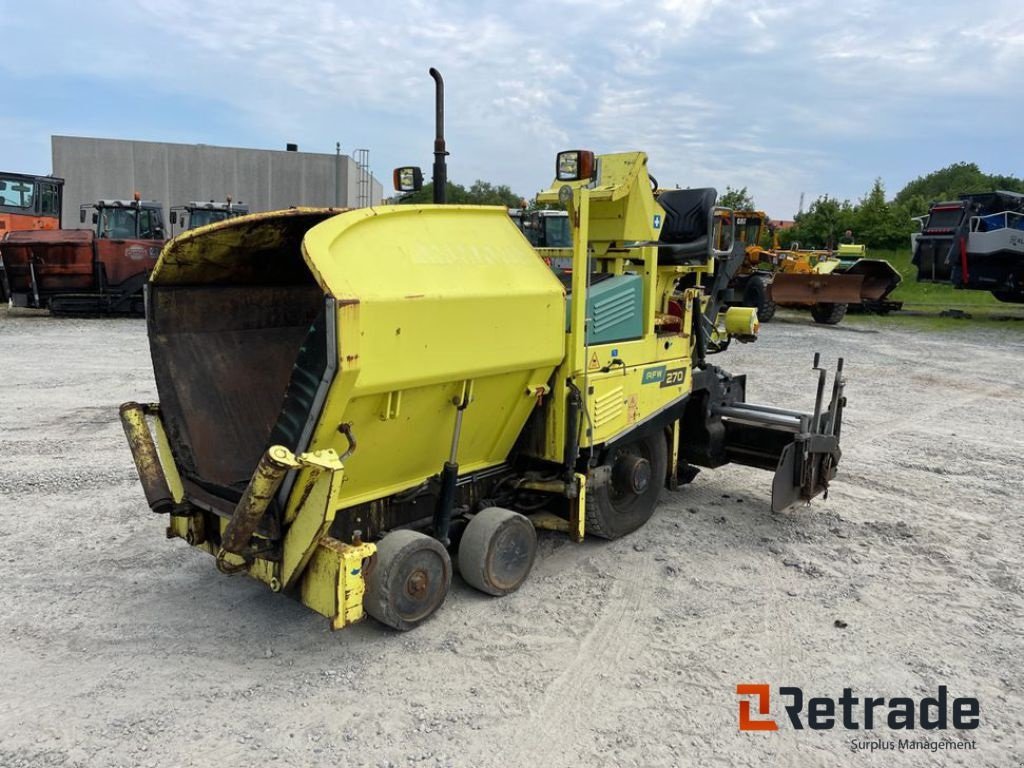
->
303;205;564;393
534;152;714;462
295;205;566;511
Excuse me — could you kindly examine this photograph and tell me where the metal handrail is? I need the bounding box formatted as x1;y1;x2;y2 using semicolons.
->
711;206;735;258
969;210;1024;233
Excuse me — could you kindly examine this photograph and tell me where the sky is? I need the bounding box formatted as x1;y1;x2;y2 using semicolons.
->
1;0;1021;217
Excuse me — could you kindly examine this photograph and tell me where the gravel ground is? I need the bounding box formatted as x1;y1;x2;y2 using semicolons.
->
1;307;1022;768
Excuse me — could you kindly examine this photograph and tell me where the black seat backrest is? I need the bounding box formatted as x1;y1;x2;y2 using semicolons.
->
658;188;717;244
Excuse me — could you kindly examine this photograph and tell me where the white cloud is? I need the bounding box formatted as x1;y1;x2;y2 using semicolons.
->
0;0;1019;215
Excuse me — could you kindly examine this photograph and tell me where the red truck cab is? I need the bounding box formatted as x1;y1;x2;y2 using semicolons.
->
1;195;165;315
0;172;63;236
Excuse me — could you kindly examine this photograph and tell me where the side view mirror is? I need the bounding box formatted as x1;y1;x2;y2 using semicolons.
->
79;209;86;223
393;166;423;193
555;150;596;182
92;213;99;225
169;211;177;225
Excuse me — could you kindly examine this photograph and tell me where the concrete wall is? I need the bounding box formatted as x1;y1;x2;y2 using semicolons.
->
52;136;384;228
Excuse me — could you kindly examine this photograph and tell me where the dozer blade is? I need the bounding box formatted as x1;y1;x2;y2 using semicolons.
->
769;354;844;512
832;258;902;302
769;273;866;305
771;442;800;513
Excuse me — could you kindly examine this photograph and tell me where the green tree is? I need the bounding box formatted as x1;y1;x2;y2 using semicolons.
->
893;162;1024;213
465;180;525;208
789;195;855;249
397;179;526;207
851;178;910;249
718;185;756;211
396;182;469;204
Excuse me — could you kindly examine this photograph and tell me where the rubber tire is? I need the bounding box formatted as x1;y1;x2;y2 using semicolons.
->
458;507;537;596
585;432;668;540
364;530;452;631
811;302;848;325
742;276;776;322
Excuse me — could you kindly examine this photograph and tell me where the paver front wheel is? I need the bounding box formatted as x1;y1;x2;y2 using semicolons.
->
458;507;537;596
585;432;668;540
365;530;451;631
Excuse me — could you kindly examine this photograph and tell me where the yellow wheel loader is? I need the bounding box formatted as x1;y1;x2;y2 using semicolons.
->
120;151;846;632
725;211;902;324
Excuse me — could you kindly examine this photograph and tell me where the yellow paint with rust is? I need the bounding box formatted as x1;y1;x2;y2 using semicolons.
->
151;415;184;503
279;449;345;588
156;435;375;629
151;207;343;284
302;537;377;630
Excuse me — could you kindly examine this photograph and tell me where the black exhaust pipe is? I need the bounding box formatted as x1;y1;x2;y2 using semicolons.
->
429;67;448;204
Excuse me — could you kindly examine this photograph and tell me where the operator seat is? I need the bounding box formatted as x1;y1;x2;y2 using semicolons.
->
657;187;717;264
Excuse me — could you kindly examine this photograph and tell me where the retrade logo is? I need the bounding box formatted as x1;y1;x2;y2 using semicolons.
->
736;684;778;731
736;685;979;732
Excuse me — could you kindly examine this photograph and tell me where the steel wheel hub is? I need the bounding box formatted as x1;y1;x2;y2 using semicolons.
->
613;454;652;495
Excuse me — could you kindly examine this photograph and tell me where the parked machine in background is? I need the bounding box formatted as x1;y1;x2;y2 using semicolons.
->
912;191;1024;303
512;208;573;269
0;172;64;301
169;197;249;234
723;210;902;324
0;195;166;315
519;209;572;248
0;171;63;235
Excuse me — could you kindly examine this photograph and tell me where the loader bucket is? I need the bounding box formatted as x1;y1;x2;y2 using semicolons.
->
833;258;902;301
768;272;867;305
769;258;902;305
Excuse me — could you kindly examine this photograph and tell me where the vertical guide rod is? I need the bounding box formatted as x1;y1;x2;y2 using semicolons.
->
429;68;448;204
434;383;470;546
811;353;826;430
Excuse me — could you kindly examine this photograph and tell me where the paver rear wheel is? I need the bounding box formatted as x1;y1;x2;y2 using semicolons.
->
458;507;537;596
585;432;668;540
365;530;451;631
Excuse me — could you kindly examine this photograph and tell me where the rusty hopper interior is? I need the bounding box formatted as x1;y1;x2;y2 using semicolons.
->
147;210;339;515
